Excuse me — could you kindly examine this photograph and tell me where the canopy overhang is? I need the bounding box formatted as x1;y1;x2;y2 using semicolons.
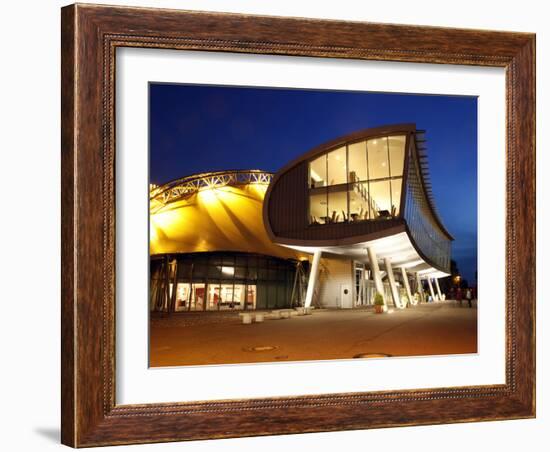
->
279;231;449;278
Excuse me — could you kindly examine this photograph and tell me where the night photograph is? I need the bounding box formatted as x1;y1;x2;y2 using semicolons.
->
148;83;478;366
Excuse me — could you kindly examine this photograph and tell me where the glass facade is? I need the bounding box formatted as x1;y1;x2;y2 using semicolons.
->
403;144;451;271
306;131;451;273
150;252;298;312
308;135;406;224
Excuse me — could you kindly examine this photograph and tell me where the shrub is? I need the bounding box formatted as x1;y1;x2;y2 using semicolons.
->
374;292;384;306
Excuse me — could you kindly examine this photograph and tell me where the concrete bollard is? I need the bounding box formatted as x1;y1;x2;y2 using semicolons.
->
255;313;264;323
241;313;252;324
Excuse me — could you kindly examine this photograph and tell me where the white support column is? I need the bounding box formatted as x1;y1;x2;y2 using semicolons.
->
384;258;403;309
427;277;436;302
434;278;443;301
359;264;366;306
304;250;322;308
401;267;413;306
415;273;424;304
367;247;386;306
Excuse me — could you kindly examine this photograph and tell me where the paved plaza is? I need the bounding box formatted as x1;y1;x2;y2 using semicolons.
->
150;300;477;367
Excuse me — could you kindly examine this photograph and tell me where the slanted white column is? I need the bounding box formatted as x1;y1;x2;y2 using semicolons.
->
359;264;366;306
367;247;386;306
427;277;436;301
304;250;322;308
415;273;424;304
384;258;403;309
434;278;443;301
401;267;413;306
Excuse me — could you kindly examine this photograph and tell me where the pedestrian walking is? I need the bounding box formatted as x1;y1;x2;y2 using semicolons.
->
456;287;463;307
465;288;473;308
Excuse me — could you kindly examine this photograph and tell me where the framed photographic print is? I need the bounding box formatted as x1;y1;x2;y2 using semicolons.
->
61;3;535;447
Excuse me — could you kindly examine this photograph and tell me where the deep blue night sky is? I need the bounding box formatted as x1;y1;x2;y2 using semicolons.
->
150;84;478;284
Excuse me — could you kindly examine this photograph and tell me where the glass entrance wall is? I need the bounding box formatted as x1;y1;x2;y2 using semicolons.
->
150;252;298;312
308;134;407;225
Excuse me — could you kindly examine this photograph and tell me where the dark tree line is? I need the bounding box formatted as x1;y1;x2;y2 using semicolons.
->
438;259;470;296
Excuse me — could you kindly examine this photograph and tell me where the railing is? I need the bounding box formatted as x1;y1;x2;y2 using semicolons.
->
352;183;382;219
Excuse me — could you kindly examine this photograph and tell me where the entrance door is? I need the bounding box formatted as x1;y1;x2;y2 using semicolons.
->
340;284;352;308
190;283;205;311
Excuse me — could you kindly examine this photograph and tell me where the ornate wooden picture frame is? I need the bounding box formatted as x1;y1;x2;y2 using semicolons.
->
61;3;535;447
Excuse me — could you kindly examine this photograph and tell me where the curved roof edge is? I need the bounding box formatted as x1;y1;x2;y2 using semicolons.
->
268;123;418;179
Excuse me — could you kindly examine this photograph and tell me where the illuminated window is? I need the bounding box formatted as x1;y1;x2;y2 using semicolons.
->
309;191;328;224
327;190;348;223
220;266;235;276
207;284;220;310
246;285;257;310
308;134;407;224
190;283;205;311
150;254;296;312
219;284;236;310
348;182;370;221
174;283;191;311
233;284;246;309
327;146;347;185
367;137;389;179
369;180;392;218
348;141;367;182
309;154;326;188
388;135;406;177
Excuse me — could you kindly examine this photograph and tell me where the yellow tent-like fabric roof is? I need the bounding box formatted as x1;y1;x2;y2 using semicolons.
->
150;179;303;261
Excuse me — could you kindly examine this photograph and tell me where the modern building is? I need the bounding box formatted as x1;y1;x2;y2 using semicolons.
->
149;170;309;312
263;124;453;309
150;123;452;313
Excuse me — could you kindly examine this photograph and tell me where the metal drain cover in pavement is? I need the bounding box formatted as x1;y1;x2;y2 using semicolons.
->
353;352;392;359
244;345;278;352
